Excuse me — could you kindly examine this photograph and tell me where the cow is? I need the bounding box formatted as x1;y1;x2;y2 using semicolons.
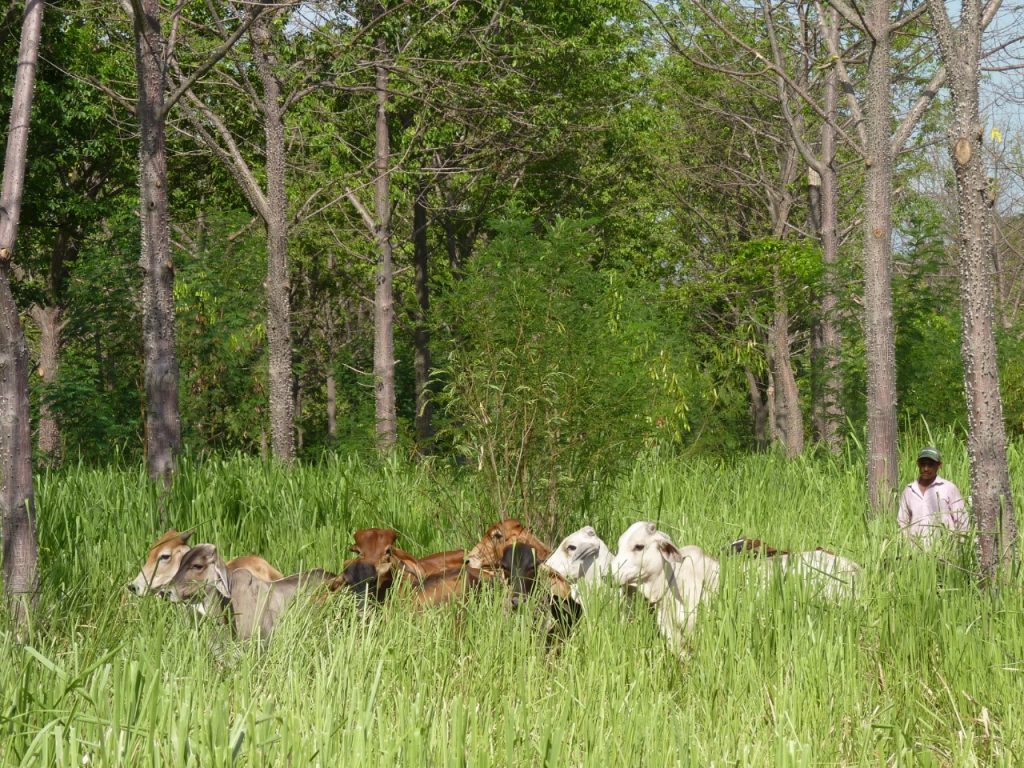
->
127;529;283;596
372;545;482;607
724;537;861;600
612;522;720;656
542;526;614;605
162;543;332;642
348;528;464;579
465;519;551;571
723;537;787;557
501;541;539;609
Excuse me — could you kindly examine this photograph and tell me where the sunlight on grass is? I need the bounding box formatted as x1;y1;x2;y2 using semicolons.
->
2;439;1022;766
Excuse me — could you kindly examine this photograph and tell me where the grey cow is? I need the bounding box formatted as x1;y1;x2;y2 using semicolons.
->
163;543;332;642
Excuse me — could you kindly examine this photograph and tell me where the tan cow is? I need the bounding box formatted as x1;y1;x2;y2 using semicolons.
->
127;529;283;595
465;519;551;571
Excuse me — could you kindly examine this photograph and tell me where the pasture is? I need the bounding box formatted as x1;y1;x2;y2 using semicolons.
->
2;443;1024;767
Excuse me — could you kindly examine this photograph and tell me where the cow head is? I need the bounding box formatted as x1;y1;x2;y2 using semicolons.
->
501;541;539;609
542;526;613;585
611;521;682;596
163;543;231;603
127;529;194;596
466;519;550;570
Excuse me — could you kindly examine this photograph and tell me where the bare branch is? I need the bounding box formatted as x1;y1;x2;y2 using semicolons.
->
345;187;377;235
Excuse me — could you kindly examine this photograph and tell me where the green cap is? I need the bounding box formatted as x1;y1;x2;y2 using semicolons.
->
917;447;941;462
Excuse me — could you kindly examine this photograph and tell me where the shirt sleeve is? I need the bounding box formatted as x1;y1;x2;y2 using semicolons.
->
897;487;912;531
944;483;967;531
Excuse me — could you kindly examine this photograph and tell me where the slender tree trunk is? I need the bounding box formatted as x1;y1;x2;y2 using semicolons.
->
863;0;899;514
251;8;295;462
29;304;64;463
745;367;769;450
326;371;337;443
926;0;1017;578
372;46;397;452
815;27;844;452
132;0;181;485
0;0;43;623
770;289;804;457
413;187;433;453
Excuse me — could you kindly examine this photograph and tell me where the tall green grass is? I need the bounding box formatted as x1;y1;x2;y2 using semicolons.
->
2;440;1022;766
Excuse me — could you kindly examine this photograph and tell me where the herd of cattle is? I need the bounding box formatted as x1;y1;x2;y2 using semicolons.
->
128;520;862;657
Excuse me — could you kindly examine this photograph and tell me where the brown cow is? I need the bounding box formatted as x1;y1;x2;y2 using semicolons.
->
465;519;551;571
348;528;464;579
128;529;284;595
372;545;481;607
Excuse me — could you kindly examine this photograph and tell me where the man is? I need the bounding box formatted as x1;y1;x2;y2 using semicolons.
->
897;447;968;544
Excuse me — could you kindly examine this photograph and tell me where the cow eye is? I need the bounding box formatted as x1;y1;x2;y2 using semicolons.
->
567;545;577;552
633;544;645;552
491;532;503;540
158;553;170;561
191;563;202;570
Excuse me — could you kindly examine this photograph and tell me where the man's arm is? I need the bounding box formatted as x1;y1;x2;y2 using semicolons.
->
897;487;912;533
944;483;967;531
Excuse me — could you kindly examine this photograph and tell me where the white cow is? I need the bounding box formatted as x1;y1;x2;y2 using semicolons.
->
542;526;614;605
612;522;720;655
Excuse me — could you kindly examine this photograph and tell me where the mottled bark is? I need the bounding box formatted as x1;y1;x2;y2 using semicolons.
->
767;149;803;457
770;291;804;457
926;0;1016;578
0;0;43;622
372;48;397;452
29;304;65;463
413;188;433;452
131;0;182;485
862;0;899;514
251;7;295;462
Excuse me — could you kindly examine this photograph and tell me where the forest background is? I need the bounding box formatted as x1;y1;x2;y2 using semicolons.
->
2;0;1024;571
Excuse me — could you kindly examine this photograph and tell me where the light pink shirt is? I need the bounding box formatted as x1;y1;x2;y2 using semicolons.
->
897;475;967;543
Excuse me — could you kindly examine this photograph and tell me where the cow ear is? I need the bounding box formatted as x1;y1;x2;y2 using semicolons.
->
582;526;596;537
213;560;232;598
181;529;195;544
645;522;657;535
658;540;682;562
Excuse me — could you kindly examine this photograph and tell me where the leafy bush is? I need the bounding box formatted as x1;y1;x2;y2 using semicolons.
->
435;218;694;534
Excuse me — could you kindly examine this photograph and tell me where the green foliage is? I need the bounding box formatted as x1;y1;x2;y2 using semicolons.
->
37;211;143;462
435;219;695;531
174;212;269;454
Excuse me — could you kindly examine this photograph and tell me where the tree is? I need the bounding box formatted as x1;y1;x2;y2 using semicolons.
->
118;0;260;481
924;0;1017;577
0;0;43;624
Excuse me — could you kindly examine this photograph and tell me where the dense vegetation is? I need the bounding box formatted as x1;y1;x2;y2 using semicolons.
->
2;441;1023;766
2;0;1024;763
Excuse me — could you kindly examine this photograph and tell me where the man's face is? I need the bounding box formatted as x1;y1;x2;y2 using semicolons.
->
917;458;940;485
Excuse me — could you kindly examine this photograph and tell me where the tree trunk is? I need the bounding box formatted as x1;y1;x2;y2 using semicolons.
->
132;0;181;485
770;291;804;457
372;47;397;452
29;304;65;463
251;8;295;462
926;0;1017;578
0;0;43;623
813;28;844;452
413;187;434;453
326;371;337;443
862;0;899;514
745;367;769;450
